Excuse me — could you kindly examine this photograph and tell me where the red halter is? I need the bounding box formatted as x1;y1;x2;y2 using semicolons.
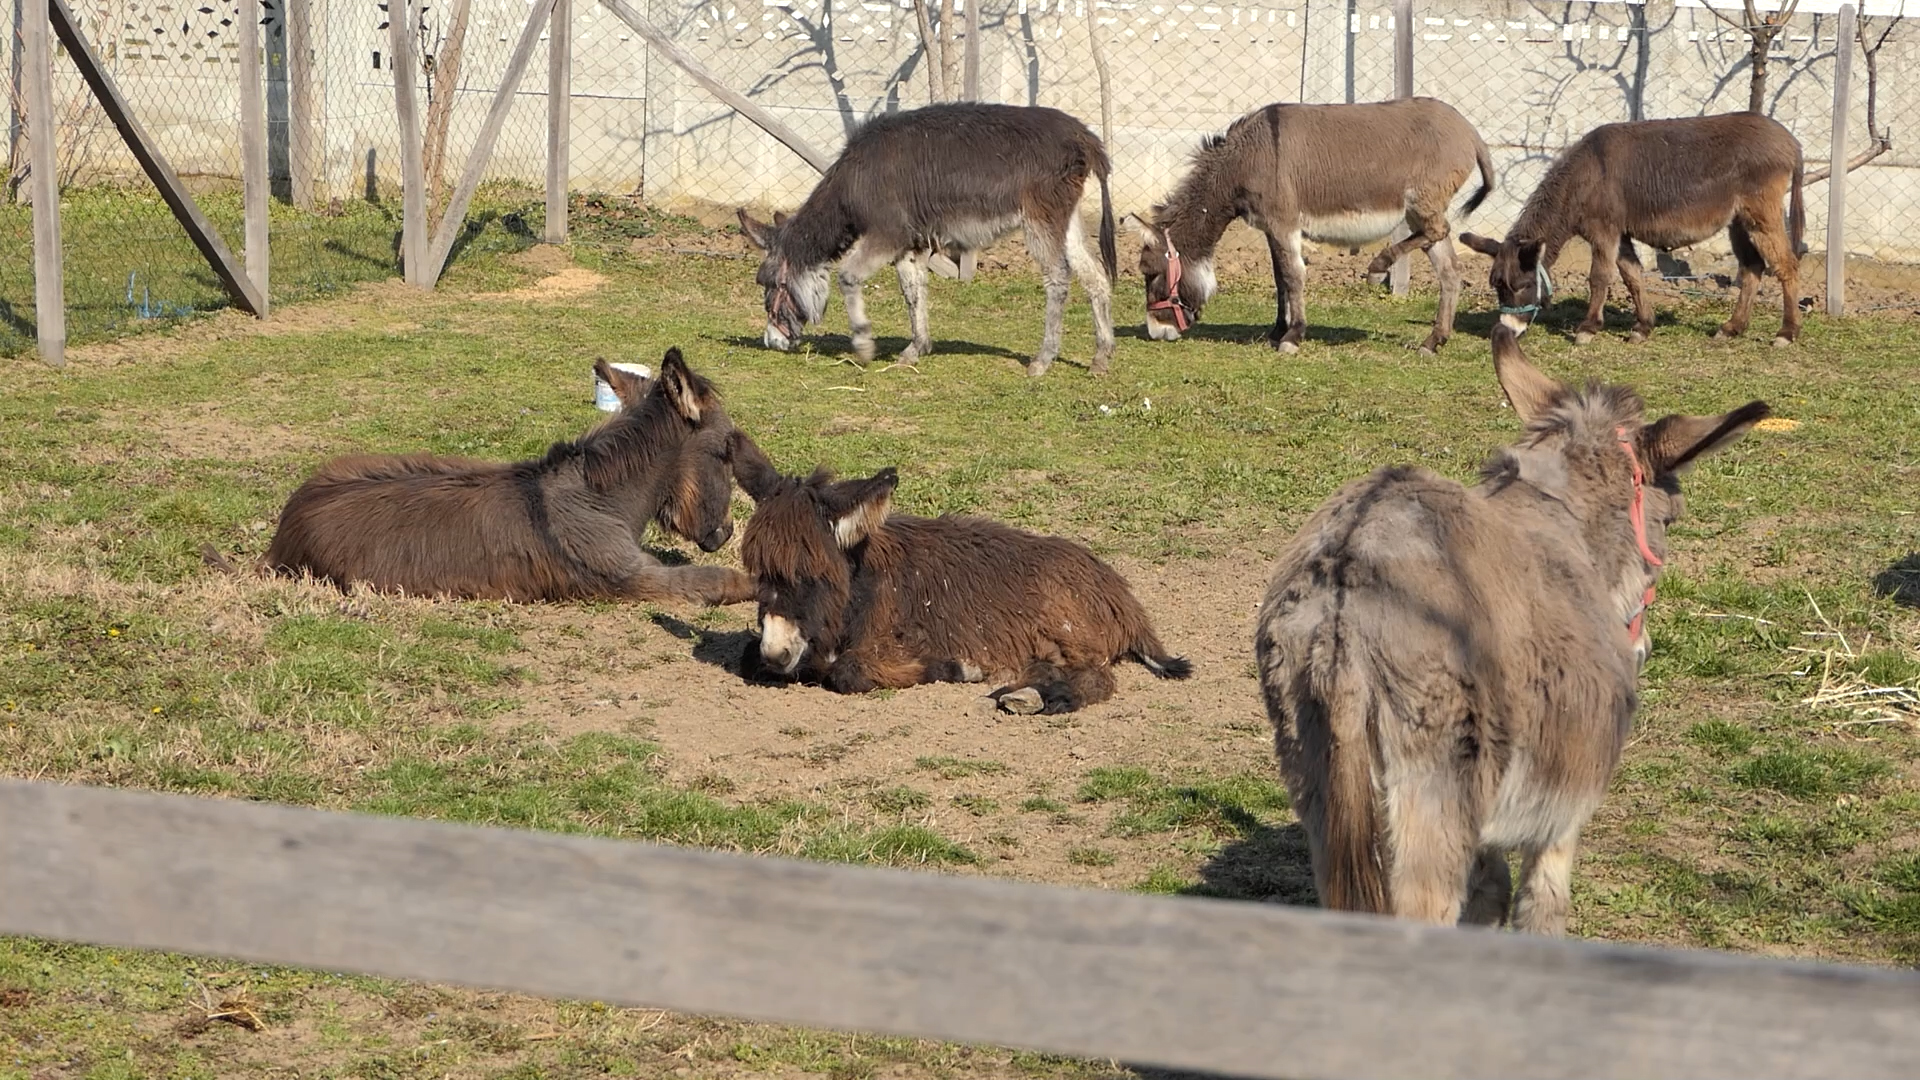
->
1618;427;1663;644
1149;235;1193;332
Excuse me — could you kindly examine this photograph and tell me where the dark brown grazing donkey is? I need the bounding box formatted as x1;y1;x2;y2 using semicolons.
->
738;102;1116;377
1254;324;1767;932
229;350;755;606
1461;112;1805;346
731;447;1191;712
1134;97;1495;354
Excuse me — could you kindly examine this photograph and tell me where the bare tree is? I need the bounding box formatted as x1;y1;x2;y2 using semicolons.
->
1804;13;1900;183
1700;0;1801;111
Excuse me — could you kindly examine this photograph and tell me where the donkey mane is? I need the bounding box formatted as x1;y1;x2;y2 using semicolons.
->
543;373;720;493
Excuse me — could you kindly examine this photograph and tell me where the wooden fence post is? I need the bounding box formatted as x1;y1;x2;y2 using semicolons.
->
1826;3;1853;317
24;0;63;366
546;0;571;244
287;0;317;209
389;0;429;286
240;0;270;313
1387;0;1412;298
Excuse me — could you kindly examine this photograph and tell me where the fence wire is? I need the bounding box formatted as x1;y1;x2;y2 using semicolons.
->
5;0;1918;355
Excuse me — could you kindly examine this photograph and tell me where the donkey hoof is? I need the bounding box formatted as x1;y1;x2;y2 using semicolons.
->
998;687;1045;715
852;339;876;363
896;344;924;366
1417;345;1436;357
1274;340;1299;355
1027;357;1055;378
1626;330;1649;345
1772;335;1793;348
1572;331;1595;346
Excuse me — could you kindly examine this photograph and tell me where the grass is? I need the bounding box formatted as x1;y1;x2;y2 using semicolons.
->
0;203;1917;1074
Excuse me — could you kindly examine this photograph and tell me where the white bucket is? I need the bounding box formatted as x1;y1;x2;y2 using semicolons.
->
593;362;652;412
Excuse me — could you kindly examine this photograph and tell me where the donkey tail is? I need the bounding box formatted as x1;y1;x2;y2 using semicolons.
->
1135;646;1193;680
1097;169;1118;285
1318;660;1389;914
1789;154;1808;257
1460;134;1497;219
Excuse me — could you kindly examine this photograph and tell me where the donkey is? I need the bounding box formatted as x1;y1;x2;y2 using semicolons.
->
1461;112;1806;346
233;349;756;606
731;448;1191;712
1134;98;1495;354
1253;324;1767;932
737;102;1117;377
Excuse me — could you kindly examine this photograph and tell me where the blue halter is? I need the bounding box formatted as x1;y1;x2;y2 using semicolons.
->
1497;262;1555;317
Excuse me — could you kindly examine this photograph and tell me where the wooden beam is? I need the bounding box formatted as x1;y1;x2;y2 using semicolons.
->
389;0;429;286
45;0;264;316
3;779;1919;1080
239;0;270;313
423;0;559;283
24;0;63;365
1388;0;1413;298
597;0;832;174
1826;3;1854;317
961;0;979;100
286;0;317;210
545;0;571;244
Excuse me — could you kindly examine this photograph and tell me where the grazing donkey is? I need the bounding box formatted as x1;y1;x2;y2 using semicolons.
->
1134;98;1495;354
731;448;1190;712
1254;324;1767;932
737;102;1118;377
240;350;755;606
1461;112;1806;346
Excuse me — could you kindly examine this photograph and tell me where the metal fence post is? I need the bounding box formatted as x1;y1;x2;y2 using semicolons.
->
24;0;63;365
240;0;271;313
1388;0;1412;298
1825;3;1853;318
546;0;571;243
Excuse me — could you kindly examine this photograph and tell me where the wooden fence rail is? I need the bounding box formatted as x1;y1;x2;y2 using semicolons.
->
2;779;1918;1079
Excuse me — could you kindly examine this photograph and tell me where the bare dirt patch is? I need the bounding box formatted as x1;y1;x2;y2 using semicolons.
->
481;245;610;301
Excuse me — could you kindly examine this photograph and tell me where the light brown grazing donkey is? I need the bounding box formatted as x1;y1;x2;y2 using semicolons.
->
1253;325;1768;932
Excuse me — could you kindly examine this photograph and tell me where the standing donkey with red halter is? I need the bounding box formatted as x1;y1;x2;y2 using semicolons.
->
1254;323;1767;931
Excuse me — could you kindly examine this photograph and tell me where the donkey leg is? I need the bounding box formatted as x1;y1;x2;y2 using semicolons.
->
999;660;1116;715
1272;229;1308;354
1460;848;1513;927
838;239;894;363
1024;218;1072;377
1737;203;1803;345
1264;231;1293;344
619;565;757;607
1420;237;1462;355
1381;767;1479;925
1615;237;1655;344
893;251;934;365
1063;211;1116;375
1512;835;1579;936
1574;235;1617;345
1716;221;1766;340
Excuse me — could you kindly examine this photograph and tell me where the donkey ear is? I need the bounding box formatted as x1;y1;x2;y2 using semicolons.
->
1458;232;1502;257
1641;401;1770;477
729;431;783;502
772;210;790;227
1125;213;1160;247
737;209;776;250
1491;324;1565;424
595;358;651;410
1516;240;1545;273
829;468;899;549
655;347;707;423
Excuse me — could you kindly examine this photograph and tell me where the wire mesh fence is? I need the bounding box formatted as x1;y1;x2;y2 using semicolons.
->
5;0;1918;356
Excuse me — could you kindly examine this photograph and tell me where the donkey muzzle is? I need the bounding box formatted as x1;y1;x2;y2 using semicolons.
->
757;612;808;676
1144;311;1183;342
698;521;733;553
763;323;795;351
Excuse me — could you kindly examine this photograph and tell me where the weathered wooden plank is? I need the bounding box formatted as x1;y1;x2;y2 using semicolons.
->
598;0;832;174
1826;3;1854;317
24;0;64;365
388;0;429;286
46;0;265;316
1388;0;1413;298
286;0;317;209
423;0;559;283
546;0;571;244
239;0;270;313
3;779;1918;1080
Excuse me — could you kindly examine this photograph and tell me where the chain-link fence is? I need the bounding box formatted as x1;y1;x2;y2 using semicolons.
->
6;0;1918;355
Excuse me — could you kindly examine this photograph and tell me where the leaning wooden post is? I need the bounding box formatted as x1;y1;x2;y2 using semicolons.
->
1387;0;1413;298
545;0;571;244
1825;2;1853;317
23;0;63;365
239;0;271;314
389;0;429;287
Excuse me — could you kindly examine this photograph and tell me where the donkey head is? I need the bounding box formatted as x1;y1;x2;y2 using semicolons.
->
735;455;898;678
1489;326;1768;667
738;209;830;352
1461;233;1552;336
1129;213;1215;342
624;347;739;554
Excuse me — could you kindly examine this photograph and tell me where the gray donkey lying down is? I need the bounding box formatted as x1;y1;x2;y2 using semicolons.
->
1254;324;1767;932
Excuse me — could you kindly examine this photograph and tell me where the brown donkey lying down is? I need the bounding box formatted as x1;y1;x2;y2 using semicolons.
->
1255;325;1767;932
732;449;1191;713
223;349;754;606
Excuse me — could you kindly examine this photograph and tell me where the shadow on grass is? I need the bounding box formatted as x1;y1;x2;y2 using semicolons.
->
1191;810;1319;907
718;333;1028;365
649;612;765;681
1128;322;1369;348
1873;553;1920;608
